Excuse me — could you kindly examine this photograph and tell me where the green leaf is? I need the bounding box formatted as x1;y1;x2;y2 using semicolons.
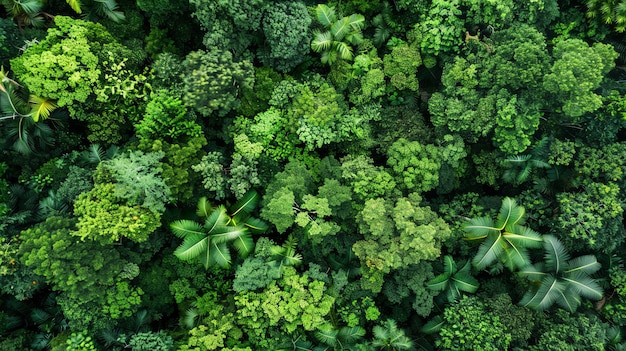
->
496;197;525;230
231;232;254;257
66;0;82;13
565;255;601;275
312;31;333;53
555;288;581;312
174;234;208;261
170;220;204;238
230;189;259;218
204;205;229;232
464;216;497;239
28;95;57;122
427;273;450;291
315;327;339;347
331;17;352;41
316;4;336;27
335;41;353;60
562;272;603;300
196;197;212;218
443;255;457;275
421;315;444;334
543;235;570;273
209;241;231;267
519;275;564;310
472;233;504;270
452;272;479;293
243;217;269;234
210;225;245;244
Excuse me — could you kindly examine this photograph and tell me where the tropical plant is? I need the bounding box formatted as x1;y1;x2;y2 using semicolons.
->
311;4;365;65
371;319;414;350
170;190;268;269
427;255;479;303
519;235;603;312
315;325;366;350
268;235;303;272
464;197;544;271
586;0;626;32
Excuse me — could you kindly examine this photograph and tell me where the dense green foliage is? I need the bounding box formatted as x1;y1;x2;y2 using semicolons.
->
1;0;625;350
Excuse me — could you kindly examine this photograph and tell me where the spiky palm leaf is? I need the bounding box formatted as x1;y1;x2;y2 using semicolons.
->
427;256;479;302
421;315;444;334
520;235;603;312
465;197;542;271
312;31;333;52
372;319;414;350
230;189;260;222
28;95;56;122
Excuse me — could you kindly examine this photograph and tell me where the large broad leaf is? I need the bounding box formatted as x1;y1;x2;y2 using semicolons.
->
331;17;352;41
500;241;531;271
209;225;246;244
196;197;212;218
562;271;603;300
472;232;504;270
520;275;564;310
565;255;601;275
452;270;479;293
315;4;336;27
421;315;444;334
174;234;208;261
231;232;254;257
315;327;339;347
230;189;259;219
543;235;570;273
464;216;497;239
311;31;333;52
243;217;269;234
427;273;450;292
443;255;457;276
204;205;229;232
518;264;548;281
339;326;365;343
170;220;204;238
334;41;353;60
346;14;365;31
206;241;231;268
503;225;543;248
555;288;582;313
496;197;525;230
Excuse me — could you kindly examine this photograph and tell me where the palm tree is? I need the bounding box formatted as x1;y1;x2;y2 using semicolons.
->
311;4;365;65
170;190;268;269
464;197;544;271
371;319;414;351
519;235;603;312
427;255;479;303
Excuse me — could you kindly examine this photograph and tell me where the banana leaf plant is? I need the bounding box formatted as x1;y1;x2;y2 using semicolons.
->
427;255;479;303
170;190;268;269
464;197;544;271
519;235;603;312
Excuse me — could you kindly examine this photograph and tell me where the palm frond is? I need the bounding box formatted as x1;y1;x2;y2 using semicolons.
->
170;220;204;238
452;271;479;293
243;217;268;234
66;0;81;13
463;216;497;239
518;264;547;281
230;189;259;218
472;233;504;270
173;234;208;261
335;41;353;60
543;235;570;273
204;205;229;232
231;232;254;257
209;241;231;267
196;197;212;218
504;225;544;248
427;273;450;291
315;327;339;347
565;255;601;275
311;31;333;53
210;225;245;244
519;275;564;310
28;95;57;122
331;18;352;41
421;315;444;334
555;288;581;312
562;272;603;300
316;4;336;27
497;197;525;230
443;255;457;276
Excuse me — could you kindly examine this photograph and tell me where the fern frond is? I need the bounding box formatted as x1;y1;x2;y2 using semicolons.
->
316;4;336;27
28;95;57;122
311;31;333;52
170;220;204;238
